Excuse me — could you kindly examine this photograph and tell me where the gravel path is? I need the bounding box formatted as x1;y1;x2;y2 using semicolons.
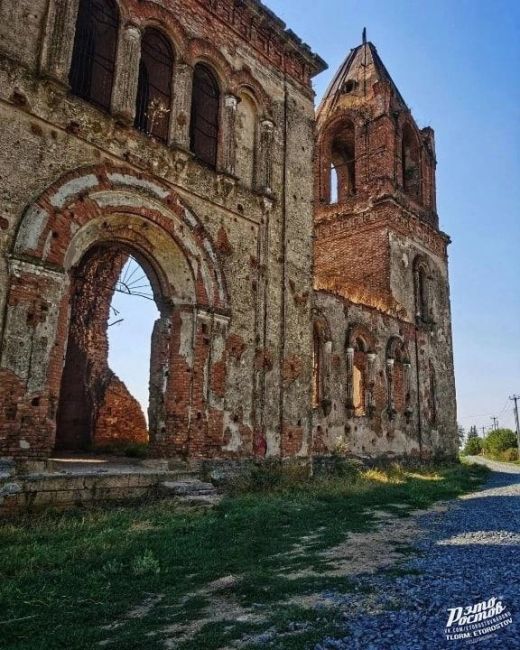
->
316;459;520;650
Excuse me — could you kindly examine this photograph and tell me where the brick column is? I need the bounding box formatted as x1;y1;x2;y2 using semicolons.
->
170;63;193;149
111;24;141;124
40;0;80;86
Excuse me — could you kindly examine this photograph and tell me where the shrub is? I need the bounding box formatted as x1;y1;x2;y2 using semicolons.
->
462;436;483;456
498;447;519;462
483;429;518;457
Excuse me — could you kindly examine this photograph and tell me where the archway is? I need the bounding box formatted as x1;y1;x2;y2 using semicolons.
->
1;165;230;461
55;244;162;452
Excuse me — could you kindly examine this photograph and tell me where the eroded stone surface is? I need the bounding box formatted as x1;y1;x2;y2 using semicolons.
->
0;1;456;469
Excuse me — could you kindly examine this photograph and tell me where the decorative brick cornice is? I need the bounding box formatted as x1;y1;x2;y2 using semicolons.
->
196;0;327;89
315;203;449;260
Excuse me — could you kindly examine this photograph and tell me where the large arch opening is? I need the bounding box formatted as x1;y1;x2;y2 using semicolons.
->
2;164;231;461
55;243;164;453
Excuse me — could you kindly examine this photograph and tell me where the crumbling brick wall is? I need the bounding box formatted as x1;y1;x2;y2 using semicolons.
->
56;246;149;450
95;373;149;448
0;0;325;463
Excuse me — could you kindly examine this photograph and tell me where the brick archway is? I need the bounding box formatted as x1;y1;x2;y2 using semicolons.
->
1;165;230;461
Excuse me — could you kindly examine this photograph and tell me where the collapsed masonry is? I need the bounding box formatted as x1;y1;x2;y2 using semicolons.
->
0;0;458;470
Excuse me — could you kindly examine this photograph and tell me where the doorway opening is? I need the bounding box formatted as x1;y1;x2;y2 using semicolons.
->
55;244;161;454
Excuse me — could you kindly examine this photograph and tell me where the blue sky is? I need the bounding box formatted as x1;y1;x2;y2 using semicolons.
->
110;0;520;435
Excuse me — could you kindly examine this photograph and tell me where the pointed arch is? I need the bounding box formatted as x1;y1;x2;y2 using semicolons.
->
413;255;431;324
402;122;421;200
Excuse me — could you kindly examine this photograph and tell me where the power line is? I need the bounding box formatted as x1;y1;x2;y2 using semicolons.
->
510;395;520;452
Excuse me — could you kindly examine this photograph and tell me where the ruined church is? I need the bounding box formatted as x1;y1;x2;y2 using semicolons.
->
0;0;458;470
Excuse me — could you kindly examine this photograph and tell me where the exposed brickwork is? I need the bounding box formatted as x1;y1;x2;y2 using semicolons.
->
312;41;457;459
95;373;149;447
0;1;456;468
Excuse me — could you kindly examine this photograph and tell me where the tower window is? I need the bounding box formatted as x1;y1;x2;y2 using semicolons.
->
69;0;119;111
402;123;421;200
327;119;356;203
342;79;357;94
190;64;220;168
353;337;366;417
330;163;339;204
414;257;430;324
135;29;173;143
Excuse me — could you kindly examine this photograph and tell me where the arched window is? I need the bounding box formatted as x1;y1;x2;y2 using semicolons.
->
235;92;257;188
327;120;355;203
69;0;119;111
386;337;411;418
402;123;421;199
413;257;430;324
353;338;366;417
330;163;339;204
135;28;174;143
190;64;220;168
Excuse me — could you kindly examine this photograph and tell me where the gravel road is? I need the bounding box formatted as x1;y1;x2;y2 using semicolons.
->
316;458;520;650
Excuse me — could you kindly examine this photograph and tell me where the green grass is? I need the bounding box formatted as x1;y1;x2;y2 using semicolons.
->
0;461;488;650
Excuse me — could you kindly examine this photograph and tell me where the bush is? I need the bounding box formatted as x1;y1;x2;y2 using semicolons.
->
498;447;519;462
483;429;518;457
462;436;483;456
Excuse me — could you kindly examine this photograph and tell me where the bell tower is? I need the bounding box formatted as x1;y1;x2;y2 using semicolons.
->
314;36;444;317
312;36;458;458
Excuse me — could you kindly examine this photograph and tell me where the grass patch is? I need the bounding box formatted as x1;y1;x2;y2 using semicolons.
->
0;461;488;649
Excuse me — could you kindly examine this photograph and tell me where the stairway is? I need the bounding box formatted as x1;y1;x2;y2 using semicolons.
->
0;456;221;514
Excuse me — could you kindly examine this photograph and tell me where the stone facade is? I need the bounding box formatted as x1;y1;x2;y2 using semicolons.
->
0;1;457;467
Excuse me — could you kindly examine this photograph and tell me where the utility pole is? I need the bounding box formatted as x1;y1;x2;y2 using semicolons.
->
510;395;520;452
481;426;487;437
491;417;498;431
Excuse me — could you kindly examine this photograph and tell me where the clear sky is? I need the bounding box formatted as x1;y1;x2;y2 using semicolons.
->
110;0;520;435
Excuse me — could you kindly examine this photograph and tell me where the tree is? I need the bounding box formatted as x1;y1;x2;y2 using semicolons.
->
457;423;465;448
482;428;518;458
462;435;482;456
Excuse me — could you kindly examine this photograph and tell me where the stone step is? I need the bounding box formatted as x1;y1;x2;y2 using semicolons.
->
160;479;219;497
0;468;213;514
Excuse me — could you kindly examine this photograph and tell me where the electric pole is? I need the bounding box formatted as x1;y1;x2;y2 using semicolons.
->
510;395;520;453
491;417;498;431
